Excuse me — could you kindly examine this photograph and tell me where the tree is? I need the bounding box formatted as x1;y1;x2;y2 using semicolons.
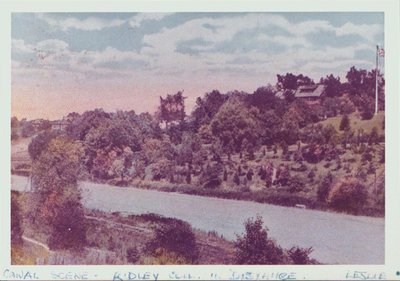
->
288;247;313;265
146;219;199;264
11;116;19;128
320;74;342;98
20;121;35;138
31;136;87;249
277;73;313;90
191;90;227;130
11;191;23;245
247;86;277;113
47;200;87;250
234;216;284;264
158;91;186;129
28;130;60;161
328;178;368;213
211;98;259;155
339;114;350;131
317;172;333;202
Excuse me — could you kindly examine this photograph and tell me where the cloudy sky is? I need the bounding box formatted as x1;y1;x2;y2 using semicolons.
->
12;12;384;120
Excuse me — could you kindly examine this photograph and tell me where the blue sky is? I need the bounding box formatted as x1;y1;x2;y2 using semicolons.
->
11;12;384;119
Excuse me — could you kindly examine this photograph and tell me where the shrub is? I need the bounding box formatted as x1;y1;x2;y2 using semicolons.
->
339;114;350;131
288;247;313;264
317;172;333;202
199;164;222;189
234;216;284;265
328;178;368;214
11;192;23;245
145;219;199;264
126;247;140;263
288;176;305;193
48;200;87;250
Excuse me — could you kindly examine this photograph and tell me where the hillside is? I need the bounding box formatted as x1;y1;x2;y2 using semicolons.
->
319;111;384;135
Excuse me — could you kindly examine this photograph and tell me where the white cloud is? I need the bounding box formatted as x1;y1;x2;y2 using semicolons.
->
129;13;172;28
36;39;69;53
37;13;125;31
12;39;34;53
335;22;382;42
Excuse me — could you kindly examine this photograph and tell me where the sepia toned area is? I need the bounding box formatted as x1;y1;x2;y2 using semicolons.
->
11;13;384;265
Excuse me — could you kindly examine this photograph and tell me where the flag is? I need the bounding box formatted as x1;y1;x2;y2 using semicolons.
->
377;48;385;57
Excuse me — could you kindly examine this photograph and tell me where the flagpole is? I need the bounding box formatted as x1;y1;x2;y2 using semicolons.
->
375;45;379;115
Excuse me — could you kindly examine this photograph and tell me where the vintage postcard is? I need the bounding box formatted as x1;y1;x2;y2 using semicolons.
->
1;0;400;280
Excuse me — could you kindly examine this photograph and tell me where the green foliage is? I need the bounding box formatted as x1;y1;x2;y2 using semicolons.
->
288;247;313;264
11;116;19;128
48;200;87;250
234;216;284;264
317;172;333;202
21;121;36;138
328;178;368;213
320;74;341;98
211;97;259;154
339;114;350;131
11;131;19;141
288;175;305;193
11;191;23;245
126;247;140;263
158;91;186;127
31;136;87;249
199;163;222;189
191;90;227;130
28;131;60;161
146;219;199;264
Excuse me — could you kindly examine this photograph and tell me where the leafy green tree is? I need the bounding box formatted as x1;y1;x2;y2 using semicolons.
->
28;130;60;161
328;178;368;213
317;172;333;202
211;98;259;155
158;91;186;129
48;200;87;250
288;247;313;265
11;191;23;245
31;136;87;248
191;90;227;130
146;219;199;264
320;74;342;98
234;216;284;265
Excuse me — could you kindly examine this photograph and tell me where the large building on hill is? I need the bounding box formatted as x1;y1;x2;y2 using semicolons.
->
294;84;326;104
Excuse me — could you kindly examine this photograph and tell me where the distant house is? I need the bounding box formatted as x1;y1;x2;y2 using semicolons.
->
294;84;326;105
51;119;70;131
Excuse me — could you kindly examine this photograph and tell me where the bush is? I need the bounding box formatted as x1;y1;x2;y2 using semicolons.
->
328;178;368;214
11;192;23;245
145;219;199;264
126;247;140;263
339;114;350;131
48;200;87;250
234;216;284;264
199;164;222;189
288;247;313;264
317;172;333;202
288;175;305;193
